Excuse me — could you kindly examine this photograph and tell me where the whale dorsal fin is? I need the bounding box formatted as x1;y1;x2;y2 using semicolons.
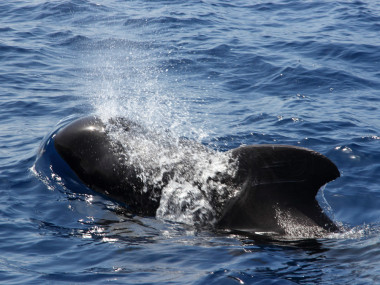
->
218;145;340;234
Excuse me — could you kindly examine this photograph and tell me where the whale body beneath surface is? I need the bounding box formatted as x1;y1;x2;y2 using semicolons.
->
52;116;340;235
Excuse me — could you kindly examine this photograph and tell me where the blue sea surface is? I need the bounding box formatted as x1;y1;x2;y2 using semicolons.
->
1;0;380;284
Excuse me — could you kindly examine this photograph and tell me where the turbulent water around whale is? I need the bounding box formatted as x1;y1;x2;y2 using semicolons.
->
97;116;239;227
1;0;380;284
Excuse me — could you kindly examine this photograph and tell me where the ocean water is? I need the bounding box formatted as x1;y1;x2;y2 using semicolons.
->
1;0;380;284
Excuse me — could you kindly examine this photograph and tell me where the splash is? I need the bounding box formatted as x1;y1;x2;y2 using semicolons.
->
274;207;330;239
105;117;238;226
82;41;238;226
327;223;380;240
83;41;208;142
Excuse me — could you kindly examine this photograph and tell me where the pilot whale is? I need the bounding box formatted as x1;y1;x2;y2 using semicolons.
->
53;116;340;235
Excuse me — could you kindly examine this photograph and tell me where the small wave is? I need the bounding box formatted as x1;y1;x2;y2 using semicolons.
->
0;43;33;55
58;35;91;48
0;27;14;33
124;15;212;30
328;223;380;240
34;0;100;21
